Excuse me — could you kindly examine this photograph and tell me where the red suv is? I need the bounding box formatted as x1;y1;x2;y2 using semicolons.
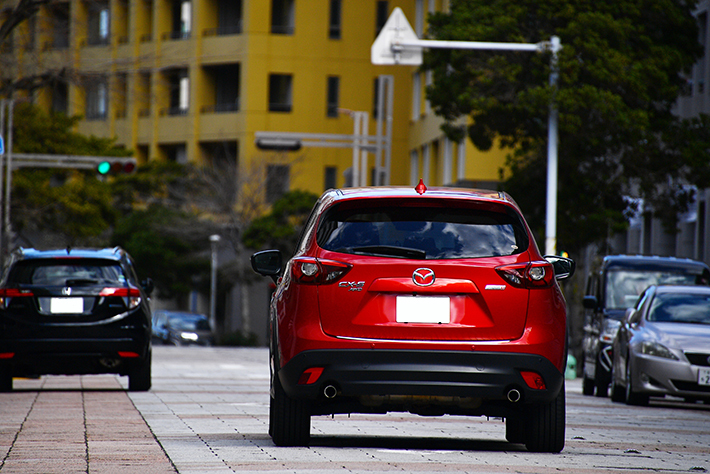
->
251;185;574;452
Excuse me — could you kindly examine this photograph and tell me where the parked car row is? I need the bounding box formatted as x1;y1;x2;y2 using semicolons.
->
582;254;710;405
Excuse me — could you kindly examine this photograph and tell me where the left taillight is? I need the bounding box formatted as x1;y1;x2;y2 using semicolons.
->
100;287;142;309
496;261;555;289
291;257;352;285
0;288;34;310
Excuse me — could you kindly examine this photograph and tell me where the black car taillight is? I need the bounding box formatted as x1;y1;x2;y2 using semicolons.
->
99;287;142;309
0;288;34;310
495;261;555;289
291;257;352;284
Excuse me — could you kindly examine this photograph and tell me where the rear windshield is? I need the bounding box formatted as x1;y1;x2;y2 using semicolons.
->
8;259;127;286
316;200;529;259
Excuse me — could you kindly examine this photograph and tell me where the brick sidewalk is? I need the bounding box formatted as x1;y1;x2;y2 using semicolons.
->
0;376;175;473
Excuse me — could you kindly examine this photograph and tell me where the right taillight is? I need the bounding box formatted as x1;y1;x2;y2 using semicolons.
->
495;261;555;289
291;257;352;285
0;288;34;310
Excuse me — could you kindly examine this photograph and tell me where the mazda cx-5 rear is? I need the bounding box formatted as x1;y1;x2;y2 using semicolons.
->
252;185;574;452
0;247;153;392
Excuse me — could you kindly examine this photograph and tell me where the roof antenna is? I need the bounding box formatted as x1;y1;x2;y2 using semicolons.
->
415;178;427;195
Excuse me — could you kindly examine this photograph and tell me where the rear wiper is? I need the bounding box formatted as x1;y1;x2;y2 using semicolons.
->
65;278;99;286
350;245;427;259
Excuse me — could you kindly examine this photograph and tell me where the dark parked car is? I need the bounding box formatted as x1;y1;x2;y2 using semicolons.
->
581;255;710;397
152;310;214;346
0;247;153;391
610;285;710;405
252;185;575;452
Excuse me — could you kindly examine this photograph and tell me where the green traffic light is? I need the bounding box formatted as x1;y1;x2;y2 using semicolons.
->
97;161;111;175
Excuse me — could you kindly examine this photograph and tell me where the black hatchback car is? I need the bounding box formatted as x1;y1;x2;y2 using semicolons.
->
0;247;153;391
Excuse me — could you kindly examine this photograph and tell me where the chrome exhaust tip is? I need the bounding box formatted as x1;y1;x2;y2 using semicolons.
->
507;389;521;403
323;385;338;399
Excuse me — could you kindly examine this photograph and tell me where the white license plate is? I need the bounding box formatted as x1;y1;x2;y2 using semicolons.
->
699;367;710;386
50;297;83;314
396;296;450;324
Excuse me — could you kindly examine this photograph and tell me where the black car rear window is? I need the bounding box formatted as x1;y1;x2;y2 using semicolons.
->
316;200;529;259
8;259;126;286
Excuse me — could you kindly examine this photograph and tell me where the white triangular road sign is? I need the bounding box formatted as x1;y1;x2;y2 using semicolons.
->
371;7;422;66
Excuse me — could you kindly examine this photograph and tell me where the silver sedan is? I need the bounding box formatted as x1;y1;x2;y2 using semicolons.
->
610;285;710;405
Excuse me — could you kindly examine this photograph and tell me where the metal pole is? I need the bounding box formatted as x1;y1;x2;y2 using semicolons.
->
209;234;220;333
384;75;394;185
352;112;360;187
0;100;5;262
545;36;561;256
375;77;384;186
4;99;13;259
360;112;369;186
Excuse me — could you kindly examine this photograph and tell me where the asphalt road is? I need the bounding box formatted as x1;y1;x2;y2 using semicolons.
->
1;346;709;473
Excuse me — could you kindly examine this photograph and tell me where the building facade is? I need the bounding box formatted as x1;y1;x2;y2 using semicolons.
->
1;0;506;196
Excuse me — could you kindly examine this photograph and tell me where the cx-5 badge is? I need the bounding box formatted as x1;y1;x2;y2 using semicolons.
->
412;268;435;287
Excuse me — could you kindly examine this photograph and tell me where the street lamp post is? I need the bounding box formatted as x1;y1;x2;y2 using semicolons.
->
209;234;221;334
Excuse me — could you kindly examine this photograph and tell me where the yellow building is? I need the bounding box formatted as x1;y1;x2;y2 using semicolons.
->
2;0;507;197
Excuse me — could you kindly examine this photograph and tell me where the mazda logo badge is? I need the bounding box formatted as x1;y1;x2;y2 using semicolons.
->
412;268;435;287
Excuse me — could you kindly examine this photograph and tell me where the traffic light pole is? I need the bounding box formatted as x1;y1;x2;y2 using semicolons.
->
0;97;136;261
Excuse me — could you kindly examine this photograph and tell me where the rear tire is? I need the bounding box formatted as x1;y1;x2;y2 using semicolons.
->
582;373;595;396
271;373;310;447
524;383;565;453
610;366;625;403
128;350;152;392
625;359;648;406
0;368;12;392
505;414;525;444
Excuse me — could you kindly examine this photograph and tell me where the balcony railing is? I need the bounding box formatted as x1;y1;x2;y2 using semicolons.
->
201;102;240;113
162;31;191;41
203;23;242;37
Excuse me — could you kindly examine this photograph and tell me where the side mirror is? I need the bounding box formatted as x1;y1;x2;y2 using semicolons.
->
251;250;283;283
544;255;576;280
582;295;598;310
142;278;154;296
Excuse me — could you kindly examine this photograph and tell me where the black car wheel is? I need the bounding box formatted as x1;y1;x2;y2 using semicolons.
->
625;358;649;406
128;350;152;392
0;367;12;392
270;372;311;447
609;364;625;403
505;413;525;444
582;373;595;396
524;383;565;453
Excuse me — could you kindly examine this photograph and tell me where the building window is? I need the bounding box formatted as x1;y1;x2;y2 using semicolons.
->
85;77;108;120
271;0;295;35
166;69;189;115
327;76;339;117
46;3;70;50
376;1;388;37
204;64;240;113
266;165;290;203
168;0;191;39
324;166;337;190
269;74;293;112
215;0;242;35
87;3;110;46
329;0;341;39
51;81;68;115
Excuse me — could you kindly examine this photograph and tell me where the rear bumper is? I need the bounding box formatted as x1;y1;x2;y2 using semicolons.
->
0;332;150;377
279;349;563;412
